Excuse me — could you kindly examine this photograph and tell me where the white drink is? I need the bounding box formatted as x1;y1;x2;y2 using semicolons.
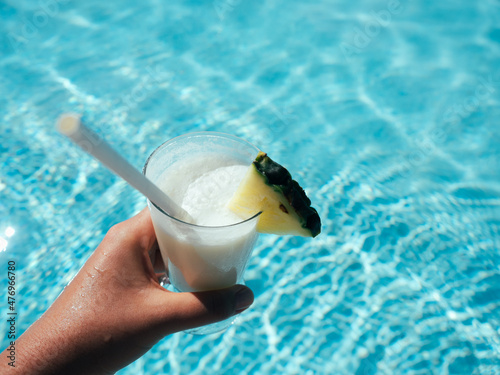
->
152;154;257;292
160;154;248;227
145;133;260;294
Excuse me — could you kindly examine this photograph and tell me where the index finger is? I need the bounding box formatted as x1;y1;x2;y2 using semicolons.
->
104;207;157;253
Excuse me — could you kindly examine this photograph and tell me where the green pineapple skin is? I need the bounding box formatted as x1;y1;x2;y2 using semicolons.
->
253;152;321;237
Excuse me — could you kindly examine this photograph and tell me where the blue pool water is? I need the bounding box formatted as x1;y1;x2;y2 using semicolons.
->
1;0;500;373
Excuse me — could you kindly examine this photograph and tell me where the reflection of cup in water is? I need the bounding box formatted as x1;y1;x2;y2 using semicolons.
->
143;132;261;295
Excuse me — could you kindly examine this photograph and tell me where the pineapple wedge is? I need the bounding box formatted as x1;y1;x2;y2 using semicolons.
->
227;152;321;237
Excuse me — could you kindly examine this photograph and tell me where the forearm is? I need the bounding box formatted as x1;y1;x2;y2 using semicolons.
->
2;314;113;375
2;317;68;374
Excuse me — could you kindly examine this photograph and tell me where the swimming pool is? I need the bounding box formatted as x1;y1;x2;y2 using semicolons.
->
1;0;499;373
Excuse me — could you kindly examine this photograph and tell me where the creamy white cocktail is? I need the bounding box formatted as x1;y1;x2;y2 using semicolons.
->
144;132;260;294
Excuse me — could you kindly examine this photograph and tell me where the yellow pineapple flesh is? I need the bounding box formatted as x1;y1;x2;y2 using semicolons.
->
227;152;321;237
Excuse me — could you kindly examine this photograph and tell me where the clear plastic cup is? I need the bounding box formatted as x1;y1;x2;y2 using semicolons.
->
143;132;260;334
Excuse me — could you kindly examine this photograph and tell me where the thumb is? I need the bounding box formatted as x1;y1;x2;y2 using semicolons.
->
158;285;254;333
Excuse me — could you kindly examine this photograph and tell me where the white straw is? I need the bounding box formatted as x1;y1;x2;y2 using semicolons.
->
57;114;189;220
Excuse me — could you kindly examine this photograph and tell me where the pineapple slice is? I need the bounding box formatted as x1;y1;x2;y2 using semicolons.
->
228;152;321;237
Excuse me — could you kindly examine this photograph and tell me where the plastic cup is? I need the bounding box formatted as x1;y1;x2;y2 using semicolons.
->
143;132;260;334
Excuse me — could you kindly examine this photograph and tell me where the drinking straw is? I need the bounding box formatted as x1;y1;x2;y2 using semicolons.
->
57;113;189;220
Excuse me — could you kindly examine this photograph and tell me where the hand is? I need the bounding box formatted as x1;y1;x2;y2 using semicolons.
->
3;208;254;374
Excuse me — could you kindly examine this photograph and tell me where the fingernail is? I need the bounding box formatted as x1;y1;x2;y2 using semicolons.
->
234;286;254;313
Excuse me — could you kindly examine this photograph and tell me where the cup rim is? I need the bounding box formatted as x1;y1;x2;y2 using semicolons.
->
143;131;262;229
